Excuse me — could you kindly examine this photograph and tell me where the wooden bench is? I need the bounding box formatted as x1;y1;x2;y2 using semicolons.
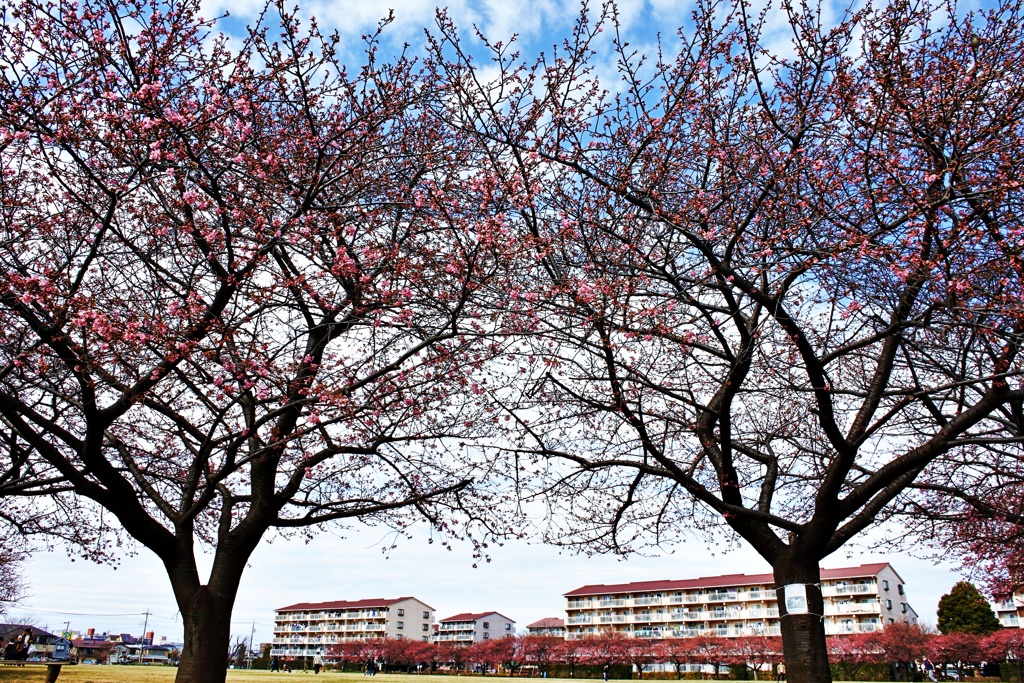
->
0;660;65;682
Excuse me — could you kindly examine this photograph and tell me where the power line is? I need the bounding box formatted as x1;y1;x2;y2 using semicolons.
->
3;604;175;619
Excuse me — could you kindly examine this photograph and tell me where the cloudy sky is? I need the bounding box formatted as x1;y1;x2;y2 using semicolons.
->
16;521;965;647
6;0;993;650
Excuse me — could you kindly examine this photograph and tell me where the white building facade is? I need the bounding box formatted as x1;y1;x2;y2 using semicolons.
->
272;597;435;657
564;563;917;640
434;612;516;644
995;589;1024;629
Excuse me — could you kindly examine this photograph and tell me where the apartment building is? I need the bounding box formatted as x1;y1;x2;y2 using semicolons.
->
272;597;435;657
564;563;917;640
434;612;516;643
995;589;1024;629
526;618;567;638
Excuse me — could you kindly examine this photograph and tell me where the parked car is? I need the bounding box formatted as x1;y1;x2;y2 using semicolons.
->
943;667;961;680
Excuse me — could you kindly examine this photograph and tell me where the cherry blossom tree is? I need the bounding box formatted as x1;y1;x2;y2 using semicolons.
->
466;635;521;675
726;636;782;681
428;0;1024;680
827;634;878;682
379;637;433;673
0;523;27;614
554;637;585;677
581;631;632;672
521;635;562;677
689;635;730;680
325;640;364;671
436;640;470;673
656;638;700;680
0;0;523;681
929;633;985;680
922;486;1024;601
864;623;932;682
621;637;658;679
985;628;1024;683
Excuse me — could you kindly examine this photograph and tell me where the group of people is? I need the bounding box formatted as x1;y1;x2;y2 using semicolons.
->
269;652;324;674
0;629;35;662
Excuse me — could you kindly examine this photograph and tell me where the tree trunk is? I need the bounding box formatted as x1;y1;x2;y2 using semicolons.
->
174;584;236;683
774;561;831;683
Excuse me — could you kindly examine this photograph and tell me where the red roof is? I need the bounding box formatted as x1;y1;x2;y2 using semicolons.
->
527;618;565;629
439;611;514;623
564;563;894;597
276;597;432;612
70;639;114;649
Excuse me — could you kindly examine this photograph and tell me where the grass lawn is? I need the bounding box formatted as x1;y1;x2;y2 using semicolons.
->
0;669;592;683
0;670;880;683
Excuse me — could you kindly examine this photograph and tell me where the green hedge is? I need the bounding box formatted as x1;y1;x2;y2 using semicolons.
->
1002;662;1024;683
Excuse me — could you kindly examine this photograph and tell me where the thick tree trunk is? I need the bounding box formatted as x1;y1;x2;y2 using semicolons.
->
161;543;255;683
774;561;832;683
173;583;236;683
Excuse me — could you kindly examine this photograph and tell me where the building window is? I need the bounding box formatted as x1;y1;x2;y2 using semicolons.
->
901;603;908;613
397;621;404;629
398;609;405;616
422;624;429;631
483;622;490;629
505;623;512;630
882;580;890;590
898;584;905;595
396;634;403;640
423;611;430;619
422;636;429;642
885;600;893;610
483;633;490;640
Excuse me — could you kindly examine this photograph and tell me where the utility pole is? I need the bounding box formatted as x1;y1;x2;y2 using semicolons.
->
248;622;256;669
138;610;151;666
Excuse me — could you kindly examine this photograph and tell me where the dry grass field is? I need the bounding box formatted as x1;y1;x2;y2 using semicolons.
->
0;669;885;683
0;668;576;683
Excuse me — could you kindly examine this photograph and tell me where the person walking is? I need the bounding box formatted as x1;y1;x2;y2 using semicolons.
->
925;658;937;682
313;652;323;675
776;663;786;682
270;655;280;672
603;664;609;682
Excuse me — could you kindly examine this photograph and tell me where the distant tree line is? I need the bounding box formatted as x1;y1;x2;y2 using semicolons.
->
303;628;1024;681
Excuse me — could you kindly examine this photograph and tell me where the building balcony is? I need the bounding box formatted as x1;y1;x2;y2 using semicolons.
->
633;597;663;606
568;616;593;624
599;599;627;608
822;583;875;597
828;623;881;635
632;613;668;624
599;615;627;624
668;611;703;621
567;600;593;610
831;603;881;614
635;629;664;639
706;592;739;601
665;628;704;638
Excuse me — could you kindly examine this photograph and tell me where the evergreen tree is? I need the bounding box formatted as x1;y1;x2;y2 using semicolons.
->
937;582;1001;635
